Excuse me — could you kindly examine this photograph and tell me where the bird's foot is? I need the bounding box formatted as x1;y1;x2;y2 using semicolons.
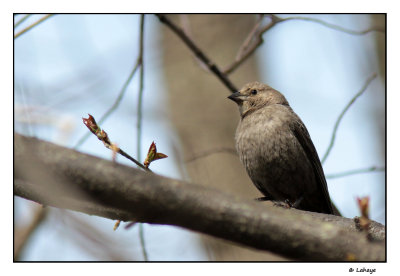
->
273;200;292;209
273;196;304;209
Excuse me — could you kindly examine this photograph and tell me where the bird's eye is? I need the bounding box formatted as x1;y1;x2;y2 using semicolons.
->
251;89;257;95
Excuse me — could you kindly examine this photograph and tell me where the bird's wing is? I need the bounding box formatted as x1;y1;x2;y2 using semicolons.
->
291;120;334;214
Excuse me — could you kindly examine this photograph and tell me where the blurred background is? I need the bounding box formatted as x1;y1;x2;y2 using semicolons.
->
14;14;385;261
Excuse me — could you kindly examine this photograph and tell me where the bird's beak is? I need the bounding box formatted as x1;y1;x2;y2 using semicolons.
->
228;91;247;103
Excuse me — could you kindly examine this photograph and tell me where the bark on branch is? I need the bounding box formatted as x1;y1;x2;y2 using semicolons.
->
14;133;385;261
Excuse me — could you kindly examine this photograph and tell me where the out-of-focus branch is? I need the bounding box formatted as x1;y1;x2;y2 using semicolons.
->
14;206;48;260
74;16;147;149
178;15;212;73
14;14;54;39
57;210;139;261
186;147;237;163
134;14;149;262
223;14;271;75
14;133;385;261
155;14;238;93
14;14;32;28
224;14;385;75
326;166;385;179
74;58;141;149
276;15;385;35
136;14;145;164
322;73;377;164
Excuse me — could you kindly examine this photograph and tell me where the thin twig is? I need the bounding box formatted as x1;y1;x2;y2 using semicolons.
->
186;147;237;163
14;14;32;29
82;118;150;171
223;15;280;75
224;14;385;75
326;166;385;179
74;48;142;149
117;147;151;172
135;14;149;262
234;15;264;61
179;15;210;73
60;211;135;260
321;73;377;164
136;15;145;164
278;15;385;35
156;14;238;93
14;14;54;39
138;224;148;261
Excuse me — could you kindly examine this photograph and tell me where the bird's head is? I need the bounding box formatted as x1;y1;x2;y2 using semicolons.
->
228;81;289;118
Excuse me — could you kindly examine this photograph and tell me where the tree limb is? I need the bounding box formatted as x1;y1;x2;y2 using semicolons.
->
14;133;385;261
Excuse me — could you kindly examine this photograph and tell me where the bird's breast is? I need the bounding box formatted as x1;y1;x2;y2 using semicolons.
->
234;107;307;184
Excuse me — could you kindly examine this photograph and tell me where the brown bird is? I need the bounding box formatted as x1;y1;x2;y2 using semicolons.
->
228;81;335;215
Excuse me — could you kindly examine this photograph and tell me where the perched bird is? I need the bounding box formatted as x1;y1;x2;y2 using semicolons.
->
228;81;335;215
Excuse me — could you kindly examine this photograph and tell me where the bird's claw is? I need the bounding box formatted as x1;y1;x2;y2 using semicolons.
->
273;196;304;209
273;200;292;209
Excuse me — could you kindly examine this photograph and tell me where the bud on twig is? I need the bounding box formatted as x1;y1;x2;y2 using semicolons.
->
144;141;168;168
356;196;371;231
82;115;167;232
82;114;111;145
82;114;98;134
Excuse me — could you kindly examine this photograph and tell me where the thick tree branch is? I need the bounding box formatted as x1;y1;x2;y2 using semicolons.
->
14;133;385;261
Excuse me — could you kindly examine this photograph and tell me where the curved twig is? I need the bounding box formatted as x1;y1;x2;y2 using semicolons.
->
186;147;237;163
322;73;377;164
14;14;32;28
326;166;385;179
14;14;55;39
224;14;385;75
155;14;238;93
277;15;385;35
